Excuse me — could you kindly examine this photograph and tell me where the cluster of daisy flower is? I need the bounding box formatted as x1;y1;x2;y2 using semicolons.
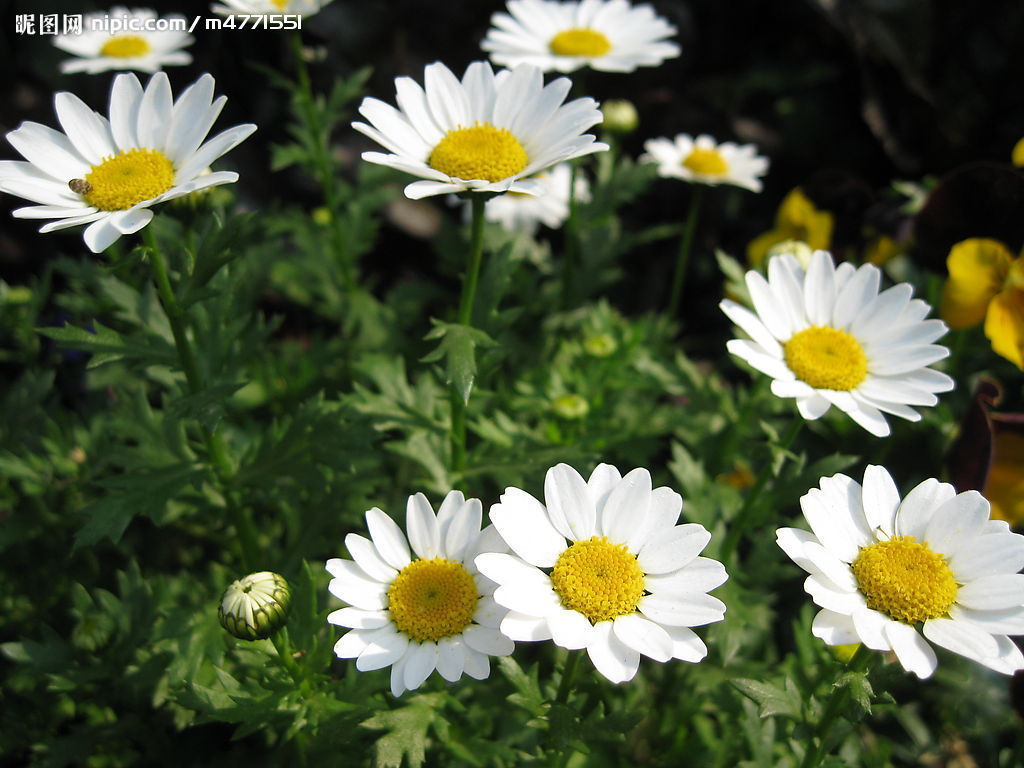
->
2;0;1022;706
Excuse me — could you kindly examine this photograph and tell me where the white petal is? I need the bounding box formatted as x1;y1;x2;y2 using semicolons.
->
720;299;782;356
109;207;153;235
402;641;438;691
795;392;831;420
949;605;1024;635
7;122;90;181
811;609;860;645
851;607;893;651
924;491;990;558
544;463;596;541
644;557;729;596
463;625;515;657
800;488;865;562
109;73;144;151
436;637;466;682
445;497;482;562
955;574;1024;611
137;72;174;149
600;467;653;553
587;463;622;518
832;263;881;330
406;492;440;559
472;595;506;628
327;607;389;630
975;635;1024;675
803;250;836;326
745;270;792;340
922;617;999;662
637;524;711;574
365;507;412;570
334;628;372;659
586;623;640;683
390;653;409;697
861;465;900;536
489;488;566;567
355;626;409;672
53;92;115;165
463;648;491;680
948;533;1024;582
648;486;682;531
612;613;673;662
344;533;397;583
82;216;124;253
663;625;708;662
492;580;563;618
894;478;956;541
637;593;726;627
500;610;554;641
884;621;937;679
546;609;594;650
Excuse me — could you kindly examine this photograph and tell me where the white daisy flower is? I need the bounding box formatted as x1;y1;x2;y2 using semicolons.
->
642;133;768;193
459;163;589;235
482;0;680;74
475;463;728;684
327;491;514;697
0;72;256;254
53;7;194;75
212;0;331;17
353;61;607;200
777;465;1024;679
719;250;954;437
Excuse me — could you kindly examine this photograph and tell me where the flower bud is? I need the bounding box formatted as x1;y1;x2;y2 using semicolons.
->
766;239;814;270
218;571;292;641
601;100;639;135
583;333;617;358
551;394;589;420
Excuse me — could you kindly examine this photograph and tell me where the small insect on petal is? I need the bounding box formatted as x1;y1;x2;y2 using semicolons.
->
69;179;93;195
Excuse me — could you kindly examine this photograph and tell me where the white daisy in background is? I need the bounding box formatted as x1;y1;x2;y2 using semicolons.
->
642;133;769;193
475;463;728;684
482;0;680;74
777;465;1024;679
327;491;514;697
459;163;589;235
353;61;607;200
0;72;256;253
719;250;954;437
53;7;193;75
212;0;331;17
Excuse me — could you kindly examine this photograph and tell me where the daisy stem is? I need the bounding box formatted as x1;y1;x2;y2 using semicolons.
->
289;31;356;294
143;227;260;570
554;650;582;706
270;627;303;683
667;185;703;318
800;644;875;768
450;196;487;474
720;416;803;562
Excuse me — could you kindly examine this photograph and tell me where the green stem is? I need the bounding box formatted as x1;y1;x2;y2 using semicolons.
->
800;645;874;768
450;197;487;475
667;185;703;318
271;627;303;683
720;416;804;562
290;31;355;294
143;227;260;570
547;652;583;768
560;160;580;310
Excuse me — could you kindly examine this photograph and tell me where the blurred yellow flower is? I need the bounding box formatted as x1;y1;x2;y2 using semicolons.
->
941;238;1024;368
987;429;1024;526
747;188;833;267
1012;137;1024;168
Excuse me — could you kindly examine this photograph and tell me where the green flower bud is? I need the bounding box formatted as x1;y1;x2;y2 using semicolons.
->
551;394;589;420
765;239;814;270
583;333;617;357
218;572;292;641
601;100;639;135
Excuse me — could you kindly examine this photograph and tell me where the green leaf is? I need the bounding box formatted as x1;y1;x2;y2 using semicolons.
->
38;322;176;369
361;694;443;768
420;321;497;404
731;678;802;719
834;671;874;720
166;382;245;432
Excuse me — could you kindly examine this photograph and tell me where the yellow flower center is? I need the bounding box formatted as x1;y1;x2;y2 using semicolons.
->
429;123;528;183
683;147;729;176
783;326;868;391
387;558;479;643
549;28;613;57
100;35;151;59
271;0;290;9
851;536;958;624
550;536;645;624
80;149;176;212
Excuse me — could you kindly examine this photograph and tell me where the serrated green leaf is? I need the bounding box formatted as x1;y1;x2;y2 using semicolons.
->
732;678;802;719
361;694;442;768
38;322;176;369
167;382;245;432
421;321;497;404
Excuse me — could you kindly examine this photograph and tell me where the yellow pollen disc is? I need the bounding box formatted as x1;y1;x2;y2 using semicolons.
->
851;536;958;624
81;149;175;212
549;28;612;57
387;558;479;643
550;536;645;624
270;0;290;9
100;35;151;59
429;123;528;183
683;147;729;176
783;326;868;391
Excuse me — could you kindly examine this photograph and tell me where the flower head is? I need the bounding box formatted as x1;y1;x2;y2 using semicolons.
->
327;492;513;696
720;251;954;437
482;0;679;74
53;7;194;75
212;0;331;17
354;61;606;200
475;463;728;684
642;134;768;193
777;465;1024;678
941;238;1024;369
747;187;832;267
0;72;255;253
219;572;292;641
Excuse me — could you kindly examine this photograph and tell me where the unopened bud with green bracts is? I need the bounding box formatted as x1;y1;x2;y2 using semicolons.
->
218;571;292;641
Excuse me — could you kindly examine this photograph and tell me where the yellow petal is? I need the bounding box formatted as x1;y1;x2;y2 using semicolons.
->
984;289;1024;369
986;430;1024;526
747;188;833;266
1013;137;1024;168
941;238;1014;329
